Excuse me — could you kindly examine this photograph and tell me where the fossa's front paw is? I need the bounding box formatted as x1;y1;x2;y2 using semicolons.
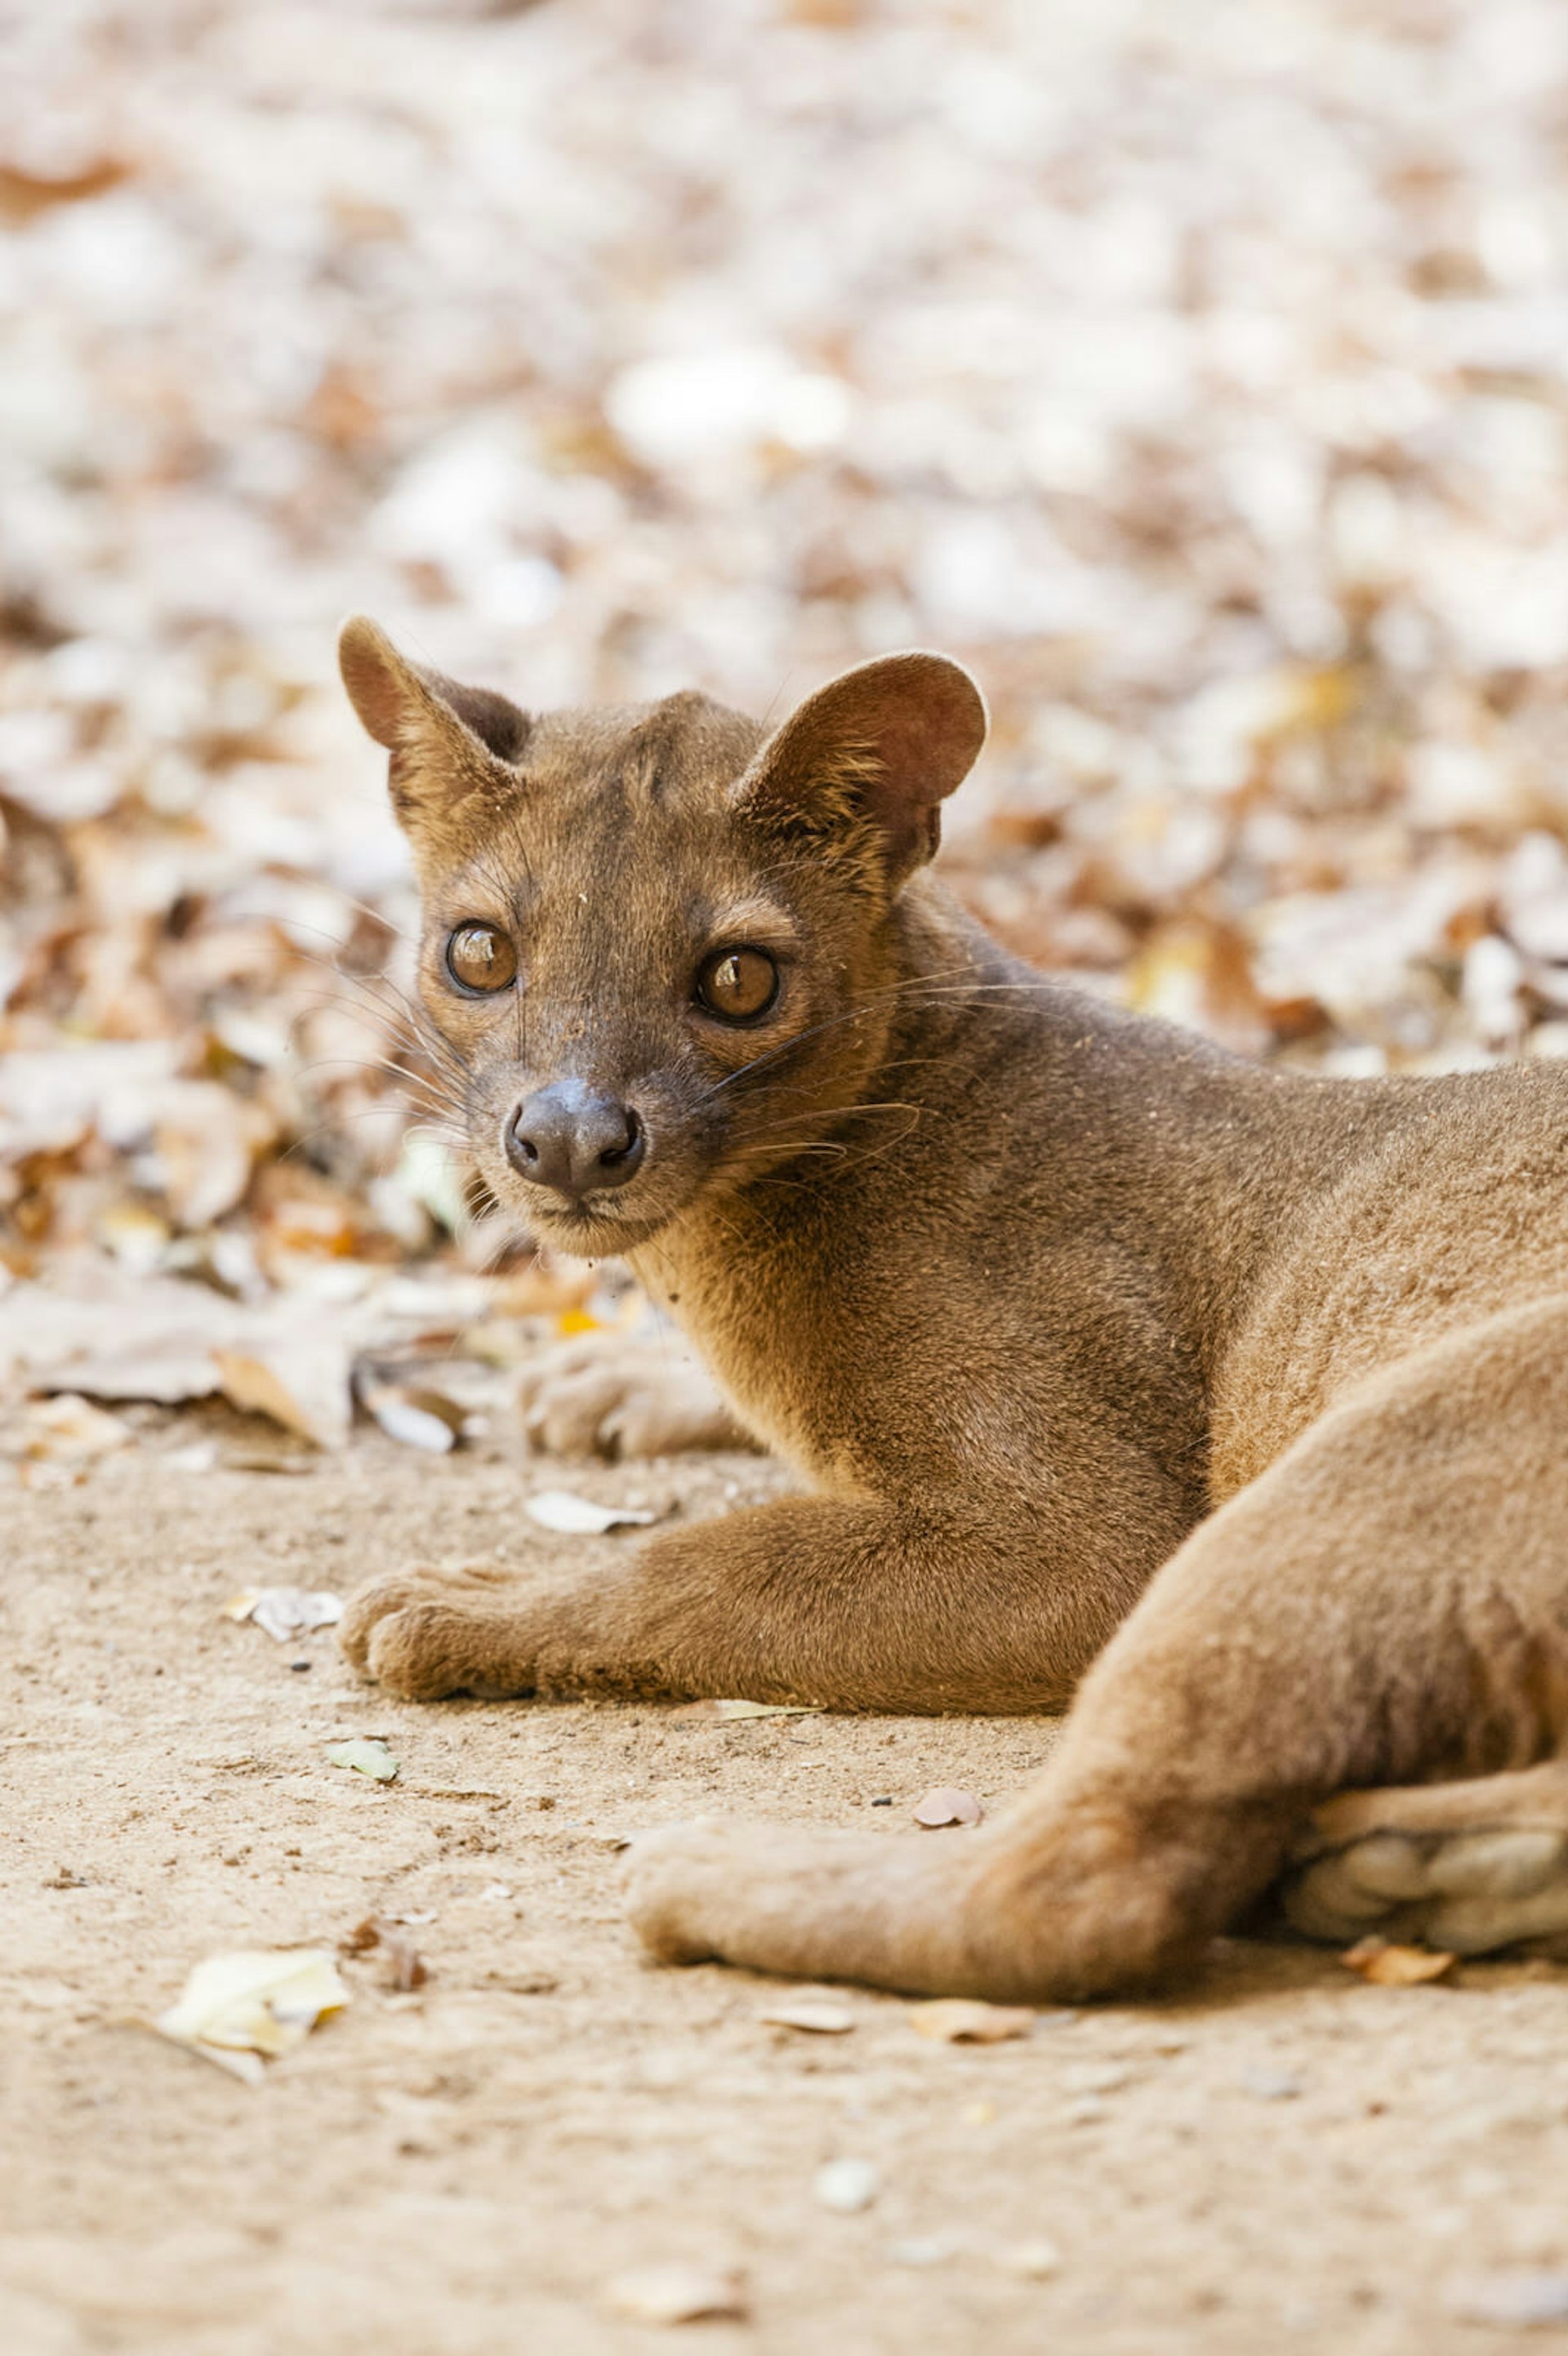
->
519;1338;748;1459
340;1564;539;1700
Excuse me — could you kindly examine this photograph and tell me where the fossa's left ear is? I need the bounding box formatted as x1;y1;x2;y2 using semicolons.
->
733;650;987;890
338;615;531;862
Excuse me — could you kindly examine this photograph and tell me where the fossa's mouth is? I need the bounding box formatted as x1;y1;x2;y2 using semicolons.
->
514;1187;682;1257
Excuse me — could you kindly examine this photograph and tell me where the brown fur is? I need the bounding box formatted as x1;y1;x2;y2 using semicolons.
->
336;617;1568;2001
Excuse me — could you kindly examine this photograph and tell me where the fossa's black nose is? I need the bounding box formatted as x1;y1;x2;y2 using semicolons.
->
505;1080;645;1199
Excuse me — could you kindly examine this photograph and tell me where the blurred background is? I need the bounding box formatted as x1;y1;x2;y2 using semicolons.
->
3;0;1568;1369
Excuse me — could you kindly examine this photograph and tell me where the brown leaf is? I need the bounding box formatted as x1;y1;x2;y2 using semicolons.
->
341;1915;428;1990
906;1998;1034;2044
1339;1936;1455;1985
912;1786;984;1829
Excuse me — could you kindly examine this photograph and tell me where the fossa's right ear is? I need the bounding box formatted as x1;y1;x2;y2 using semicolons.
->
338;616;531;858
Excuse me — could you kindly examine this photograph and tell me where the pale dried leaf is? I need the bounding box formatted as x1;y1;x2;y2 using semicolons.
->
359;1380;467;1454
758;1996;856;2034
223;1588;342;1642
912;1786;985;1829
154;1947;348;2077
20;1393;131;1461
326;1738;399;1783
216;1342;352;1451
523;1488;661;1534
670;1698;825;1721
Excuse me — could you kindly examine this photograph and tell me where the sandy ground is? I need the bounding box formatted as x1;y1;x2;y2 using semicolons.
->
7;1410;1568;2356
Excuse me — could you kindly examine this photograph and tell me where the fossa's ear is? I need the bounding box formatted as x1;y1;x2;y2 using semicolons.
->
733;651;987;889
338;616;531;857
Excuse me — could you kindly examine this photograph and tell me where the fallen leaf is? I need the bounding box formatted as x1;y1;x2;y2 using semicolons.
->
604;2265;749;2326
1340;1937;1455;1985
912;1786;984;1829
20;1392;131;1461
759;1996;856;2034
358;1375;468;1454
670;1698;825;1721
153;1948;348;2082
223;1588;342;1642
906;1998;1034;2044
327;1738;399;1783
216;1340;352;1450
35;1353;221;1406
523;1488;661;1534
814;2157;880;2213
342;1916;428;1991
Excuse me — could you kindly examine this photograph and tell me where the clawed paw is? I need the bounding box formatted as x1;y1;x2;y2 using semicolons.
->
339;1565;537;1700
519;1338;748;1459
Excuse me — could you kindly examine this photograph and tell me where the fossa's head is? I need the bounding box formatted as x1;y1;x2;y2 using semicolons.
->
340;617;987;1255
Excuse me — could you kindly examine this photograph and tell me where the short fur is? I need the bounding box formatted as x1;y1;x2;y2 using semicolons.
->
337;617;1568;2001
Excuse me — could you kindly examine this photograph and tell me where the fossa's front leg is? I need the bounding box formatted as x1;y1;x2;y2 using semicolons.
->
341;1491;1157;1711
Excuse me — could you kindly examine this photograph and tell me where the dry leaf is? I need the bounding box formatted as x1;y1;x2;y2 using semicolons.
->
216;1341;352;1451
912;1786;984;1829
523;1488;661;1534
670;1698;825;1721
906;1998;1034;2044
759;1996;856;2034
604;2265;749;2326
359;1380;467;1453
223;1588;342;1642
20;1393;131;1461
1339;1937;1455;1985
342;1916;428;1991
327;1738;399;1783
153;1948;348;2082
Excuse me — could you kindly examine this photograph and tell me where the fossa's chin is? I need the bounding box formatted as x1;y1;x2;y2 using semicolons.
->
517;1192;685;1258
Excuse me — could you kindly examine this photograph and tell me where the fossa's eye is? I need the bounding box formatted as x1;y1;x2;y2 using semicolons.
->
695;946;779;1023
445;922;517;994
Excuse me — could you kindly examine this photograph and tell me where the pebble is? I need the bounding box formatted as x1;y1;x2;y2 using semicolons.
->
997;2238;1063;2280
604;2264;749;2326
814;2158;880;2213
886;2235;958;2269
1238;2068;1302;2102
1444;2271;1568;2328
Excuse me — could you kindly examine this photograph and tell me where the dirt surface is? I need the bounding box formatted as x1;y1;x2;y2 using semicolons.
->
7;1418;1568;2356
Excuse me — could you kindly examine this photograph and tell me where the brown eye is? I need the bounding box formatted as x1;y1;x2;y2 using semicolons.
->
445;922;517;994
695;946;779;1022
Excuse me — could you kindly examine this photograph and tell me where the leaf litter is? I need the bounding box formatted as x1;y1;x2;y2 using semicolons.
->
523;1489;664;1535
912;1787;985;1829
223;1588;342;1643
150;1948;350;2086
326;1738;399;1784
1339;1936;1455;1986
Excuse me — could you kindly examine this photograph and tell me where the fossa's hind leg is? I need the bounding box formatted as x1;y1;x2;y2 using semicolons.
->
1281;1762;1568;1955
628;1299;1568;1999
